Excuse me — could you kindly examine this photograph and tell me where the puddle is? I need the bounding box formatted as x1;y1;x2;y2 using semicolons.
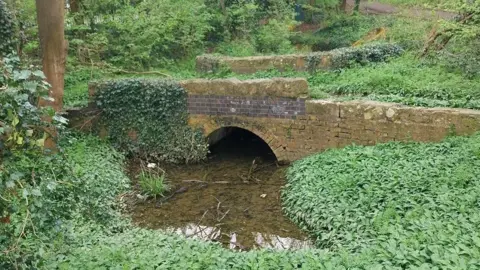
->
128;127;312;250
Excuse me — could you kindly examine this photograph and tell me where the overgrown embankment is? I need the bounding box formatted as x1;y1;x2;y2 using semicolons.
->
284;133;480;268
93;79;208;163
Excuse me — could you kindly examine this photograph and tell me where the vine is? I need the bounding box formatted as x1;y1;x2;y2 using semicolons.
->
0;0;16;56
94;78;208;164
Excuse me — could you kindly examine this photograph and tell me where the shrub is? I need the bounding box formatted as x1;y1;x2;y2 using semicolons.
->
94;78;208;164
283;133;480;268
76;0;214;69
306;43;404;72
254;19;295;54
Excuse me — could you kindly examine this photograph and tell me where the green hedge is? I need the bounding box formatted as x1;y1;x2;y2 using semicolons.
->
283;134;480;269
306;43;404;72
95;79;208;164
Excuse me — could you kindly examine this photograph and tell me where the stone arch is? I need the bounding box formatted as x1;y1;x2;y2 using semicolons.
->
205;125;287;163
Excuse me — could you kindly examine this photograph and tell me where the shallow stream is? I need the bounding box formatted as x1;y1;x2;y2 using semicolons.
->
128;128;311;250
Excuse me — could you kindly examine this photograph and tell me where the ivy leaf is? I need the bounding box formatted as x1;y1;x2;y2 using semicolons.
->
23;81;39;93
10;172;24;181
26;129;34;137
13;70;32;81
5;181;15;188
31;188;42;197
22;189;29;198
32;70;46;79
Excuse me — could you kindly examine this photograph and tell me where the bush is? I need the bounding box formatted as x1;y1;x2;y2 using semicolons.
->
74;0;214;69
283;133;480;268
94;78;208;164
306;43;404;71
255;19;295;54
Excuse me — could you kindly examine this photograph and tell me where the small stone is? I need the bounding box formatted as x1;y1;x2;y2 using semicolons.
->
386;108;396;119
260;194;267;198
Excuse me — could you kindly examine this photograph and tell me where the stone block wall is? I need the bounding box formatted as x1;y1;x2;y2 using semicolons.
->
190;100;480;162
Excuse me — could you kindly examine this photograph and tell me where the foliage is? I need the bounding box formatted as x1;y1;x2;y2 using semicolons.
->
138;164;170;199
306;43;404;71
425;1;480;79
284;133;480;268
0;0;16;56
64;65;105;108
0;134;130;268
379;0;464;10
67;0;214;69
255;19;296;54
290;14;434;53
308;53;480;108
0;54;57;161
95;78;208;164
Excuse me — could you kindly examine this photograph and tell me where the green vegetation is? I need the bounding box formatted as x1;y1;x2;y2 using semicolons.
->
95;79;208;163
292;14;434;51
284;133;480;268
379;0;461;10
3;0;480;268
138;164;170;199
0;1;15;56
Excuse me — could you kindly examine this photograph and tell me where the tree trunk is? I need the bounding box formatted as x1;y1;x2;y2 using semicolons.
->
70;0;80;13
36;0;66;112
219;0;226;15
340;0;348;11
354;0;361;12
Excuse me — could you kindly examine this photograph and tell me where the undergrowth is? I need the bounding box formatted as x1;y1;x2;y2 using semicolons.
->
284;133;480;268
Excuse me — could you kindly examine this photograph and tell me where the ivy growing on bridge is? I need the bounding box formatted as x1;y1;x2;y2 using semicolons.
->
0;0;16;56
94;79;208;164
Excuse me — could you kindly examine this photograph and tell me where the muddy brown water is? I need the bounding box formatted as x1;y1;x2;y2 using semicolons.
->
128;128;312;251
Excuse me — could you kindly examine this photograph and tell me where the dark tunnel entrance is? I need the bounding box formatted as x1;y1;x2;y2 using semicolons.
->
207;127;277;162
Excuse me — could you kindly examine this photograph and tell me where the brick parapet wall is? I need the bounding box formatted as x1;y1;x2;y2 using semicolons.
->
196;54;308;74
180;78;308;98
188;95;306;119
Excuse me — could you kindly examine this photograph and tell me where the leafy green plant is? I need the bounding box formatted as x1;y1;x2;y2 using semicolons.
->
138;164;170;199
0;0;15;56
283;133;480;268
94;78;208;164
307;42;404;71
255;19;296;54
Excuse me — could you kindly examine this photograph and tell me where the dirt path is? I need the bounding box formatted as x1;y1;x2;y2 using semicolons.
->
347;0;458;20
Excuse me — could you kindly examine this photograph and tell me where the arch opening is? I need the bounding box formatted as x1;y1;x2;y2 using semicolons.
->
207;127;277;162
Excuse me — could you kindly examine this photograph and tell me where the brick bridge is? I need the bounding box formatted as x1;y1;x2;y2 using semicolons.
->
180;78;480;163
73;78;480;164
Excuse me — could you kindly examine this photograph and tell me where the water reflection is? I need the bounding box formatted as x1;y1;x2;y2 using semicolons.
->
164;223;312;250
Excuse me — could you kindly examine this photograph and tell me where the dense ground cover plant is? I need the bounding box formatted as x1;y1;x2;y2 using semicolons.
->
0;134;130;268
95;79;208;163
308;53;480;108
283;133;480;268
